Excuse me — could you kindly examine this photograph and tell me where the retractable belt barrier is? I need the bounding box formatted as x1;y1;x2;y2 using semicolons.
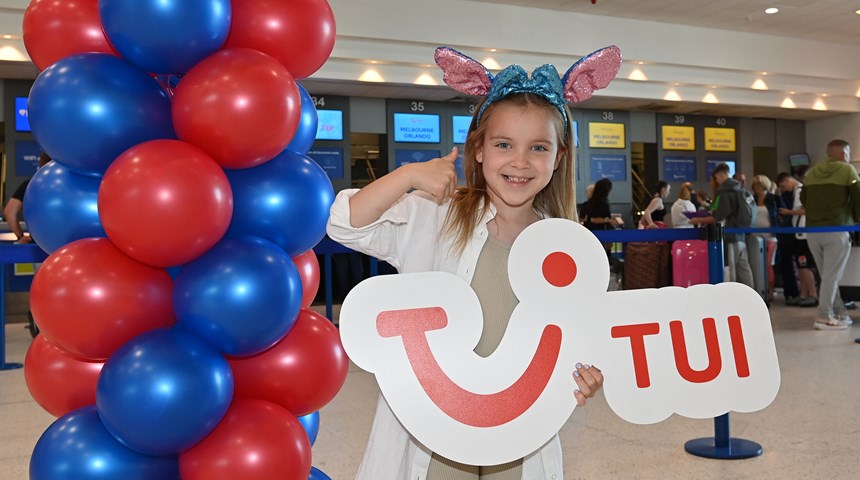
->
3;224;859;458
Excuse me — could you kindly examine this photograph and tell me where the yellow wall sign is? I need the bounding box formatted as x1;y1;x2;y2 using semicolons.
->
705;127;736;152
662;125;695;151
589;122;626;149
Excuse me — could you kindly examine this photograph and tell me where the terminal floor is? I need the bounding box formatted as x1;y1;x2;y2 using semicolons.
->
1;301;858;480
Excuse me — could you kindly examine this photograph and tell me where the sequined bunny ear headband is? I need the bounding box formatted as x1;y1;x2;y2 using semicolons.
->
434;45;622;128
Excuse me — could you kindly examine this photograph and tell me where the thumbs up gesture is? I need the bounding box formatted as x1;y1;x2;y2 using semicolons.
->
407;147;459;202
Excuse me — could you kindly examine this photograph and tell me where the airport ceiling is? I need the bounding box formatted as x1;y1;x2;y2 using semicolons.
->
307;0;860;121
2;0;858;121
472;0;860;46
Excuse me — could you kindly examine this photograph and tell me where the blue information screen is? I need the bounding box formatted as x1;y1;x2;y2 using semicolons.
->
315;110;343;141
590;154;627;181
663;156;697;182
307;147;344;179
394;113;440;143
395;149;441;167
15;97;30;132
15;140;41;176
706;158;736;178
452;115;471;144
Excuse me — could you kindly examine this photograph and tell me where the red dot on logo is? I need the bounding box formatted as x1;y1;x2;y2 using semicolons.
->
542;251;577;287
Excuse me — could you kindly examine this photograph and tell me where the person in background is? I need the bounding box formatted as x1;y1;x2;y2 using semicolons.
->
775;172;803;305
4;152;51;244
639;180;669;229
751;174;779;301
733;171;747;188
778;173;819;308
582;178;622;261
695;190;712;211
693;163;754;288
681;181;700;210
800;139;860;330
582;178;618;231
670;184;696;228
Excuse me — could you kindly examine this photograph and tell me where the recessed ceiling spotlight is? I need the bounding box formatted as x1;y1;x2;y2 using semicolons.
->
855;9;860;14
490;48;497;53
765;7;779;14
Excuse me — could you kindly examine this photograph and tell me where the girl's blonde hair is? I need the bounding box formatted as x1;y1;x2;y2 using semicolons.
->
443;93;575;253
678;184;691;200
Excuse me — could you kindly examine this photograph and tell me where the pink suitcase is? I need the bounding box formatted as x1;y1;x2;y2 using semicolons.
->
672;240;709;287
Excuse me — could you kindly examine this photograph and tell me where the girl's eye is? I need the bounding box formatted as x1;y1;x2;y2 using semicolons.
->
495;142;510;149
532;145;549;152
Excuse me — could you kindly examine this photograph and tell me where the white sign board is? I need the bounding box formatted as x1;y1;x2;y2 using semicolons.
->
340;218;780;466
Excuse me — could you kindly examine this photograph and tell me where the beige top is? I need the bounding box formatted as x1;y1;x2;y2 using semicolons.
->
471;236;519;358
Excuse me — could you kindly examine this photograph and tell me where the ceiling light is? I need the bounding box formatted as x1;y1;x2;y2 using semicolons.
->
0;45;27;61
702;93;719;104
855;86;860;97
664;90;681;101
813;98;828;111
780;98;796;109
765;7;779;14
751;79;769;90
627;68;647;81
358;69;384;82
414;73;438;86
482;57;502;70
490;48;497;52
1;35;11;39
821;93;829;97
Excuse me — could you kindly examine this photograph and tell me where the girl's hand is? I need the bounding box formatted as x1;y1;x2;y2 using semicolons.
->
407;147;459;203
573;362;603;406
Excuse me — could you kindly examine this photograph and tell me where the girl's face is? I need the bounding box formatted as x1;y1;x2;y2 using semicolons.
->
476;102;561;212
662;185;671;198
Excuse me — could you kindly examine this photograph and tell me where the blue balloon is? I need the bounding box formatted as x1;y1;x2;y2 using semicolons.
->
96;328;233;456
174;236;303;356
227;150;334;256
100;0;231;74
286;84;319;154
28;53;175;176
309;467;332;480
30;406;179;480
298;411;320;446
23;161;106;253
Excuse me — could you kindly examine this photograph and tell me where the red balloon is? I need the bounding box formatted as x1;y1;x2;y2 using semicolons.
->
173;48;300;169
99;140;233;267
229;308;348;416
30;238;175;360
179;399;311;480
225;0;336;79
292;250;320;308
24;335;104;417
23;0;118;71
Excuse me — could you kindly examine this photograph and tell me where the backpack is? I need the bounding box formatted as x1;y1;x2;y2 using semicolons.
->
735;187;757;228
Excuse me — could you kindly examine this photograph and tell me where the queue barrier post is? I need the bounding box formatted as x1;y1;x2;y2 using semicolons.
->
0;244;48;371
683;223;763;459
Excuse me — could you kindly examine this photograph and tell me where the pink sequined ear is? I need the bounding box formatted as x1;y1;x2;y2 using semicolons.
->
561;46;622;104
434;47;493;96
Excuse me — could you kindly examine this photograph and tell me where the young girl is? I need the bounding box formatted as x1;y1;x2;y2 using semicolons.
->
327;47;620;480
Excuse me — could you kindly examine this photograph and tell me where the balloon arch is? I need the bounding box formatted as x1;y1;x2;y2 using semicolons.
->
21;1;346;479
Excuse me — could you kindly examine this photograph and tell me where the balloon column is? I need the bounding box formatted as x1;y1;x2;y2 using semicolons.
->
22;1;344;479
